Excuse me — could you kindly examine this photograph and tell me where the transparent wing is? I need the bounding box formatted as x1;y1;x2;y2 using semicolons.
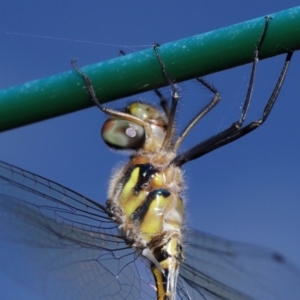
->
0;160;156;300
177;230;300;300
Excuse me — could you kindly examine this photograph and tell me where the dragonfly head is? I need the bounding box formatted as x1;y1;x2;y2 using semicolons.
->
101;101;168;152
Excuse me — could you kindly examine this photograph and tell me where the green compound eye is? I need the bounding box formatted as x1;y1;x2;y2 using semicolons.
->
101;118;146;150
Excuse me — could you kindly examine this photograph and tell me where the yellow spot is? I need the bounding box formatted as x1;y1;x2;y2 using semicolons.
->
141;193;170;234
120;167;146;217
120;167;139;203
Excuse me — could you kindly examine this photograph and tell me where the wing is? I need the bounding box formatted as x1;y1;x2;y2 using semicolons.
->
0;160;156;300
177;230;300;300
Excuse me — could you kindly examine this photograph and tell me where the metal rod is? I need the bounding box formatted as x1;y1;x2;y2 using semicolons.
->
1;6;300;132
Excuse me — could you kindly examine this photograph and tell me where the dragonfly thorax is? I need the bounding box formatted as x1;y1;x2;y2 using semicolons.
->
107;157;184;247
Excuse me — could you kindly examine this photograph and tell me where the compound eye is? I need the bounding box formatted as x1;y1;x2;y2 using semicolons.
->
101;118;146;150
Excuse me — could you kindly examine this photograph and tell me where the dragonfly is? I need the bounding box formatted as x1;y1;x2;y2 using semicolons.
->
0;18;299;300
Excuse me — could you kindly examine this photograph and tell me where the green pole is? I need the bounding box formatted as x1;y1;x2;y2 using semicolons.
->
1;6;300;132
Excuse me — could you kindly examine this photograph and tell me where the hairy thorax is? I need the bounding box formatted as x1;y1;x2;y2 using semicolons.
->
107;150;184;249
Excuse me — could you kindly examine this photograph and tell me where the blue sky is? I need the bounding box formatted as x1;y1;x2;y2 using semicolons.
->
1;1;300;299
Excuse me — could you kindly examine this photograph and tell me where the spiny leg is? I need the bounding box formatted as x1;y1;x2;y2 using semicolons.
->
208;51;293;151
237;16;272;126
173;77;221;151
153;44;180;150
154;89;170;118
119;49;170;117
72;60;128;119
71;59;103;111
171;17;293;166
